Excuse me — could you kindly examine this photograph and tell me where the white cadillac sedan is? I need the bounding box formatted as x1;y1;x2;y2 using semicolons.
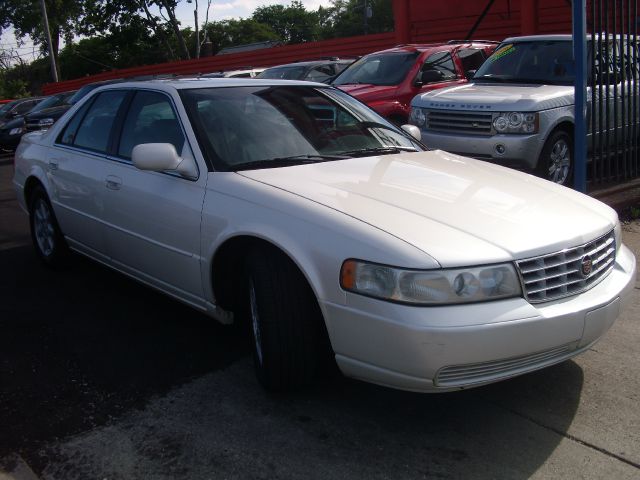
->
13;79;636;392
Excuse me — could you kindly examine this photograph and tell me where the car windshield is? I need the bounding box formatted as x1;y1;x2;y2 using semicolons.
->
332;52;420;86
180;85;423;171
473;40;574;85
0;102;16;114
257;66;307;80
28;92;74;113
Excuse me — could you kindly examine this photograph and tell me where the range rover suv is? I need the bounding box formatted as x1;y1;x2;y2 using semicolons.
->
409;34;639;186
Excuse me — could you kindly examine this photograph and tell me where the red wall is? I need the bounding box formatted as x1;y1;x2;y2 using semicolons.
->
42;0;572;95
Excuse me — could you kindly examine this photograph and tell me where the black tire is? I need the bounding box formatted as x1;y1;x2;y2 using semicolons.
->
244;246;325;391
536;130;573;186
28;185;70;268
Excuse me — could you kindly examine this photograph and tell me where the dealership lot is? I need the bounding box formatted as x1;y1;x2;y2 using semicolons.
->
0;156;639;479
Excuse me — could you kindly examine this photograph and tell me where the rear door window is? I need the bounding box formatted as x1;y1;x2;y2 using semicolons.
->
72;91;127;153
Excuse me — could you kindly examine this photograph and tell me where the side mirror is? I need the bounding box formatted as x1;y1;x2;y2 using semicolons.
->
132;143;197;179
401;124;421;141
416;69;445;86
465;69;477;80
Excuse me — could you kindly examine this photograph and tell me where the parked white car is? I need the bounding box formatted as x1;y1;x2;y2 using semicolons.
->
13;79;636;392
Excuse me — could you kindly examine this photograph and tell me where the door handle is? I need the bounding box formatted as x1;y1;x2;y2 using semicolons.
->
105;175;122;190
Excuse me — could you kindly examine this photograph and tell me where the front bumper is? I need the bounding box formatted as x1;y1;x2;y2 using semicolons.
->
420;131;544;171
323;244;636;392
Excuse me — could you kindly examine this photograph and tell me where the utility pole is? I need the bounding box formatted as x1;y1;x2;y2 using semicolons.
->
363;0;372;35
39;0;58;82
194;0;200;59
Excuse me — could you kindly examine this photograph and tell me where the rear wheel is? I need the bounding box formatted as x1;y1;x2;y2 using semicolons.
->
243;246;325;391
536;130;573;186
28;186;70;268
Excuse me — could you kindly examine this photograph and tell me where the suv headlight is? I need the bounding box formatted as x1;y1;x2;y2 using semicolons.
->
340;260;522;305
409;107;426;127
9;126;25;135
493;112;538;134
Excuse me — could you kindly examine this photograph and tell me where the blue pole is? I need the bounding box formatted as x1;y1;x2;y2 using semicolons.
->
573;0;588;192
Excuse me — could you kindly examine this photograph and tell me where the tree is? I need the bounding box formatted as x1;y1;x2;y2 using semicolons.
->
202;19;280;55
252;1;319;44
319;0;393;39
0;0;86;77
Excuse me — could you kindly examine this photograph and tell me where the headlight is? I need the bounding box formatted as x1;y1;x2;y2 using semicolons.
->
9;127;24;135
340;260;522;305
493;112;538;134
409;107;426;127
38;118;55;128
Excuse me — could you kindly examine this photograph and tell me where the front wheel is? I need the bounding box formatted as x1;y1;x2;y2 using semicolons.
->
244;246;325;391
28;186;70;268
536;130;573;186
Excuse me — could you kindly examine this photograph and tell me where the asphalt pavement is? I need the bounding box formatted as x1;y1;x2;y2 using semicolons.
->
1;156;639;479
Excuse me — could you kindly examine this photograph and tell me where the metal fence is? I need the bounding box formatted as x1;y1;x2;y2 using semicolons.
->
585;0;640;188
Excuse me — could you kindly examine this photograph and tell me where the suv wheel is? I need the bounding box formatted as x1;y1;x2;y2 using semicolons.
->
536;130;573;186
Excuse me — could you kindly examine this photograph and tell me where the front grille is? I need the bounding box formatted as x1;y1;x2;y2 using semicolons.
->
436;344;574;387
516;230;616;303
25;123;42;132
426;109;494;135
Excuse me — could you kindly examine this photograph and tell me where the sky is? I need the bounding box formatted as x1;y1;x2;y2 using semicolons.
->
0;0;331;63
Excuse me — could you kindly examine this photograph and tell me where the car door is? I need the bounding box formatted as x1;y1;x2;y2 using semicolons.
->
101;89;206;305
48;90;128;258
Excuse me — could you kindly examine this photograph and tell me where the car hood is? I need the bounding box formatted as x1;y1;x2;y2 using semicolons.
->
26;104;69;121
413;82;574;111
238;150;616;267
336;84;399;101
0;116;24;131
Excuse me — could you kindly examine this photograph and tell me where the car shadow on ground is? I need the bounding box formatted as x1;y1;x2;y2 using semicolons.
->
0;244;585;479
0;245;249;459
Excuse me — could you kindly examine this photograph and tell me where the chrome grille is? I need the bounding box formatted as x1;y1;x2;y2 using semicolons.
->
426;109;494;135
435;344;574;387
516;230;616;303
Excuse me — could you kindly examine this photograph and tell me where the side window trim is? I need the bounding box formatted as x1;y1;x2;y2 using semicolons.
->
55;95;98;146
107;90;135;155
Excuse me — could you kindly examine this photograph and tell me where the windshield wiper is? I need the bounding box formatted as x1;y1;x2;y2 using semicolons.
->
233;154;348;171
342;146;418;157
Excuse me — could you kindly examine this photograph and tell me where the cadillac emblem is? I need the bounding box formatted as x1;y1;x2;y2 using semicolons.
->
581;255;593;277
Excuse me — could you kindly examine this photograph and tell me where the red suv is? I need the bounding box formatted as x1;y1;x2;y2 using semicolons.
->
333;41;498;125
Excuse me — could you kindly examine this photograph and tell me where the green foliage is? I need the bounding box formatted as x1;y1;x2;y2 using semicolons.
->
0;0;395;93
320;0;394;39
202;19;280;55
252;1;320;43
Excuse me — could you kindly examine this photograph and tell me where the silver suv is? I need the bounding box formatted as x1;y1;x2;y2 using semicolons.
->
409;34;637;186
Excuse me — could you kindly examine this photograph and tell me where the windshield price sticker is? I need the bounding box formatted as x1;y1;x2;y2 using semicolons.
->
489;44;515;62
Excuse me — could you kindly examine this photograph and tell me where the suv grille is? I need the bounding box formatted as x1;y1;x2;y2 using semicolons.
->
516;230;616;303
426;109;494;135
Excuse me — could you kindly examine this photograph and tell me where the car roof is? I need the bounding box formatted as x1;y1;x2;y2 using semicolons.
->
373;41;498;55
87;78;333;95
263;59;354;69
503;34;572;43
